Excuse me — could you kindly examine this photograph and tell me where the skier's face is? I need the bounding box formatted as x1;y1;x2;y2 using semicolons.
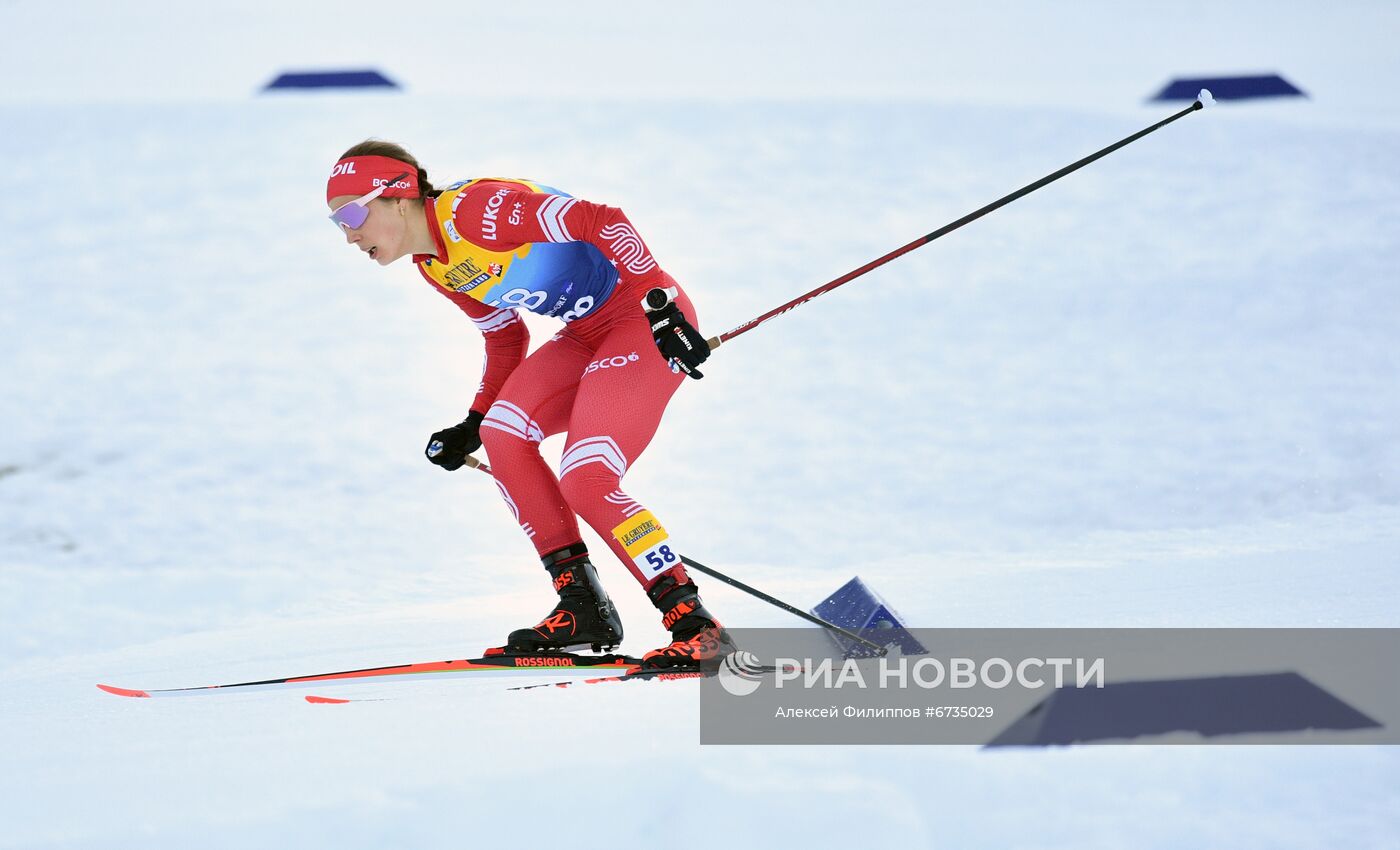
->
329;195;410;266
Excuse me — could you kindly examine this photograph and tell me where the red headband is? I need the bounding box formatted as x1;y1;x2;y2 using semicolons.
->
326;154;420;203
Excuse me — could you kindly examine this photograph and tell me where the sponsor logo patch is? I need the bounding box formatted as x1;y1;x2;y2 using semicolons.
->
611;510;678;579
443;259;488;291
582;352;640;378
512;656;576;668
480;188;510;240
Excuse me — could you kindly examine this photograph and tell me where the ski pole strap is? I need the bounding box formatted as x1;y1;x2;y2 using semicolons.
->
679;555;889;656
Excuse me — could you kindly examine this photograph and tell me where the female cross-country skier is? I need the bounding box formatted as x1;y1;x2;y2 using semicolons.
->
326;140;731;669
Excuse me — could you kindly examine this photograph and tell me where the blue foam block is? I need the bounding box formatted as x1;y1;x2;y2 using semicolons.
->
811;576;927;658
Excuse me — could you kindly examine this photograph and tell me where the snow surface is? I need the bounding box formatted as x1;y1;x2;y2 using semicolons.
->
2;2;1399;848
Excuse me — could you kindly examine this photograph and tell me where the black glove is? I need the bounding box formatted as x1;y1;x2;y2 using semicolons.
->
425;410;485;471
644;288;710;379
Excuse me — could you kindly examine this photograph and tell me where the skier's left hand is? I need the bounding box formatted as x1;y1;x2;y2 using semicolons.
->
647;301;710;379
425;411;485;471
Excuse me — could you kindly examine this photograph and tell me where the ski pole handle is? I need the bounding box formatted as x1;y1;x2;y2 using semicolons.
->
644;288;724;352
425;438;493;475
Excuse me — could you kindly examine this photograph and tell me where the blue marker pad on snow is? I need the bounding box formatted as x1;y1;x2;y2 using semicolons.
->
985;671;1380;746
262;70;400;92
1149;73;1305;102
811;576;926;659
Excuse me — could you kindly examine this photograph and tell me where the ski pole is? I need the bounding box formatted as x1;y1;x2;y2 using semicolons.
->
679;555;889;656
699;90;1214;349
460;460;883;652
471;94;1216;475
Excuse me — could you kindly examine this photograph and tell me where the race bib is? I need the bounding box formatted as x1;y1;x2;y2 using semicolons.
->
612;510;679;579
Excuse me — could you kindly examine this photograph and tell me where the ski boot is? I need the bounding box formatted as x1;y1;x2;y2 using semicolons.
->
636;571;735;671
504;543;624;654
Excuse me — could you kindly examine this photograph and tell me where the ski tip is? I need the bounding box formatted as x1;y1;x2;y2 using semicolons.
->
305;695;352;704
97;683;151;698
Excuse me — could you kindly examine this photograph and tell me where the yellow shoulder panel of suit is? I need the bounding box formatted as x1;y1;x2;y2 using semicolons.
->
419;179;541;299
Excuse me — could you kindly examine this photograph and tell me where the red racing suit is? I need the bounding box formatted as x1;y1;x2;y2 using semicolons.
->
413;178;695;589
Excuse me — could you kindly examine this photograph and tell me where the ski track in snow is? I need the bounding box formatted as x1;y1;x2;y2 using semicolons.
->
2;3;1400;847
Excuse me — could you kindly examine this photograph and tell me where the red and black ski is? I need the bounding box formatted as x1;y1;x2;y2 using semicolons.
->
97;649;642;699
509;662;789;691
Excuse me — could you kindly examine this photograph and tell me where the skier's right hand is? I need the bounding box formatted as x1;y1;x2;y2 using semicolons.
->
425;411;485;471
